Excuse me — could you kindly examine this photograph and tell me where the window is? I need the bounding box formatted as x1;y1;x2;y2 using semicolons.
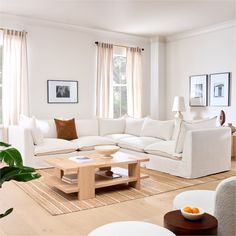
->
0;32;2;124
113;46;127;118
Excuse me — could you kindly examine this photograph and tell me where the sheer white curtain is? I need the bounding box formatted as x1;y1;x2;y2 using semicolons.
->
2;29;29;127
126;47;143;118
96;42;113;118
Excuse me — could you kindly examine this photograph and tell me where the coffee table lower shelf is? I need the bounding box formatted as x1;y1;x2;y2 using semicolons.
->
47;167;149;194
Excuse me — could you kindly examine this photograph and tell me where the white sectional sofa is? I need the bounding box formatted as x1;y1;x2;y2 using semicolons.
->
8;116;231;178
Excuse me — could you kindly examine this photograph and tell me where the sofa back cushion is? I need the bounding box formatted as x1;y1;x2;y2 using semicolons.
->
99;118;125;136
175;116;217;154
75;119;98;136
125;117;144;136
54;118;78;140
19;115;44;145
141;118;174;140
36;119;57;138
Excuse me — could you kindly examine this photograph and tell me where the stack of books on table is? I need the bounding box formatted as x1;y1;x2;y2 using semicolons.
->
96;170;122;179
62;174;78;184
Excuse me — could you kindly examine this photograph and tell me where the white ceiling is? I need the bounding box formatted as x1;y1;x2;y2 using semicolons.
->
0;0;236;37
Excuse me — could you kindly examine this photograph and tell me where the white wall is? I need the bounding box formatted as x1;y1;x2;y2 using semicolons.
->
166;25;236;123
2;13;235;124
0;14;150;119
150;37;166;120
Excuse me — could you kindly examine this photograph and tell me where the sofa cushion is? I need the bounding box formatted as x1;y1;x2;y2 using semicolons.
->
72;136;116;151
175;116;217;154
104;134;135;142
19;115;44;145
125;117;144;136
75;119;98;136
141;117;174;140
54;118;78;140
99;118;125;136
118;136;162;152
36;119;57;138
34;138;77;156
145;141;182;160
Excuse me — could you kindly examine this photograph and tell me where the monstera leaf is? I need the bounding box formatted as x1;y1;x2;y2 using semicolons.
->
0;142;41;218
0;142;23;167
0;166;40;187
0;208;13;219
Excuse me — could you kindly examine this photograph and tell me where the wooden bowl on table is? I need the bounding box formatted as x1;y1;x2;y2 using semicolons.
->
95;145;120;159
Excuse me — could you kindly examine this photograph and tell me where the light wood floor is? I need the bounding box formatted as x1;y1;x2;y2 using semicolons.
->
0;160;235;236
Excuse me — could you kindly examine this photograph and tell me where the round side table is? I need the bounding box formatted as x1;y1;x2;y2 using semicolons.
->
164;210;218;235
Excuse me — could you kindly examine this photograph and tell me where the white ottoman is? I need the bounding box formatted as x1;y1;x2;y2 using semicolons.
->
88;221;175;236
173;190;215;215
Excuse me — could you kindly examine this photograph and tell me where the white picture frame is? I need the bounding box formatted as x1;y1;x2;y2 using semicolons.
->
189;74;208;107
209;73;230;107
47;80;78;103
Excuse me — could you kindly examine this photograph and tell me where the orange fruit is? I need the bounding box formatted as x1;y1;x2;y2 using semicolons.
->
192;208;200;214
184;207;193;213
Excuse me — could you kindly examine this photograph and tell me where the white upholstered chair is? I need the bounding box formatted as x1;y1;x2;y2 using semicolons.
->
173;176;236;236
88;221;175;236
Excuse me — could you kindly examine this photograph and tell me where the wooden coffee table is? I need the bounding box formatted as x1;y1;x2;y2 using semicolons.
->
164;210;218;235
46;151;149;200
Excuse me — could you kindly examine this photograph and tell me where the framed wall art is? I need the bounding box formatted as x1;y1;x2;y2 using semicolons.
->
47;80;78;103
189;74;208;107
209;72;230;107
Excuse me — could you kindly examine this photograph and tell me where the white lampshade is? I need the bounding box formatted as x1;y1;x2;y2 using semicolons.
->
172;96;186;112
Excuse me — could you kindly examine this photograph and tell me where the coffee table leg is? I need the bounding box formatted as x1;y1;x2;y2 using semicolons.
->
55;168;63;178
128;162;140;189
78;166;95;200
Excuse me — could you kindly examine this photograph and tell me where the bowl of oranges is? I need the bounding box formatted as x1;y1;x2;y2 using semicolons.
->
181;206;205;221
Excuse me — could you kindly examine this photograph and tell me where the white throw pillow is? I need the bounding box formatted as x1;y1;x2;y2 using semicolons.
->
99;118;125;136
36;119;57;138
19;115;44;145
125;117;144;136
175;116;217;154
141;117;174;140
75;119;98;136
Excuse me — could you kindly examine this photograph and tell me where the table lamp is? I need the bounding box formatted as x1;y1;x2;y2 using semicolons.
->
172;96;186;119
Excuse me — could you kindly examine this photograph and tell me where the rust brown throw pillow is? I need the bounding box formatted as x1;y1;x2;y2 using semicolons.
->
54;118;78;140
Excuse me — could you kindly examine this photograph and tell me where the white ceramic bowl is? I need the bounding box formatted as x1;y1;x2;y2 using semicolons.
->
95;145;120;158
180;207;205;221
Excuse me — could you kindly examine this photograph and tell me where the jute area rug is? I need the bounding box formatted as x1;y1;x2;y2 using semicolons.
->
15;168;236;216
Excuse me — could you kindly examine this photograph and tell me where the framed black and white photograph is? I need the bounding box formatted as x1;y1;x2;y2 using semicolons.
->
189;74;208;107
209;72;230;106
47;80;78;103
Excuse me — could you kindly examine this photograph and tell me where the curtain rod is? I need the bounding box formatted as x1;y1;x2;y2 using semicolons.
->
0;28;28;34
95;41;144;51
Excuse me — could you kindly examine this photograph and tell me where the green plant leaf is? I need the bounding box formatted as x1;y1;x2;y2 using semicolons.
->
0;166;35;176
0;148;23;167
0;144;41;219
7;172;41;182
0;166;40;186
0;208;13;218
0;142;11;147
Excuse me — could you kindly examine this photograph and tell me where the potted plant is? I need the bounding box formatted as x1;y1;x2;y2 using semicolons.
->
0;142;40;218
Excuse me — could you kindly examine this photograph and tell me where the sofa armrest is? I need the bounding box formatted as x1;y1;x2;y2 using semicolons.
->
8;125;35;166
182;127;231;178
